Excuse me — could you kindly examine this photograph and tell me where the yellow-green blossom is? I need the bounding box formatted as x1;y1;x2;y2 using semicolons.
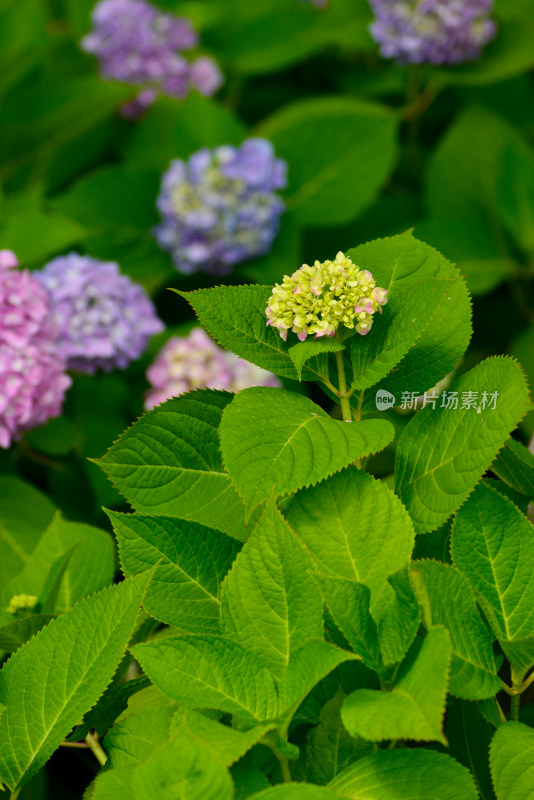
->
7;594;38;615
266;251;387;341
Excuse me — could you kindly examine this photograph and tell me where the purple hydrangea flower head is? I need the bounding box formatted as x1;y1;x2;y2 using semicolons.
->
145;328;280;409
154;138;287;275
0;252;71;448
81;0;223;117
369;0;496;65
36;253;164;374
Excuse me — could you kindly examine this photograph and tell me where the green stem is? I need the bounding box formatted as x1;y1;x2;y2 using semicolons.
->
10;791;20;800
335;350;352;423
520;670;534;694
85;732;107;766
276;753;292;783
510;693;521;722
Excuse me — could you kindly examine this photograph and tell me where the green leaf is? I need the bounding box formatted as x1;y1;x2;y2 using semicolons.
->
497;134;534;255
447;700;496;800
395;356;532;534
305;691;373;785
96;390;253;542
0;197;85;265
133;635;279;723
321;580;381;670
491;438;534;499
179;285;300;380
132;734;233;800
108;511;240;633
277;641;358;717
0;476;56;587
490;722;534;800
124;94;246;171
87;768;135;800
330;748;479;799
221;500;323;679
377;567;421;667
285;467;415;611
452;482;534;650
249;786;341;799
220;388;394;515
256;97;398;226
69;675;151;742
341;627;452;744
0;615;53;654
345;232;472;413
171;708;273;767
288;338;344;382
104;686;178;769
411;561;501;700
37;543;80;615
346;276;455;393
0;572;152;791
1;512;115;612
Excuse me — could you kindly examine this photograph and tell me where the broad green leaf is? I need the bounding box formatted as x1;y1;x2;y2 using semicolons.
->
1;512;114;611
132;734;233;800
411;561;500;699
0;615;53;654
346;276;454;393
108;511;240;633
38;543;80;614
342;627;451;744
321;580;380;670
256;97;398;226
180;285;300;380
490;722;534;800
0;572;152;791
0;476;56;587
221;388;394;515
305;691;373;785
104;686;178;769
171;708;273;767
395;356;532;534
96;390;253;541
497;134;534;254
133;635;278;723
330;748;479;799
277;641;359;717
447;700;496;800
250;787;341;799
288;338;344;382
346;232;472;411
221;500;323;678
377;567;421;667
491;438;534;498
124;94;246;171
0;199;85;265
452;482;534;648
285;467;415;611
88;768;135;800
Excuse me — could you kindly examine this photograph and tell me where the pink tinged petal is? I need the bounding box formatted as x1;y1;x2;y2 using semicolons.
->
293;286;301;295
327;328;336;337
372;287;387;305
358;327;371;336
0;250;19;269
297;330;307;341
279;328;288;342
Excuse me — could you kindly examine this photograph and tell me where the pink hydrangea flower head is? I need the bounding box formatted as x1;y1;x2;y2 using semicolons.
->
0;255;71;448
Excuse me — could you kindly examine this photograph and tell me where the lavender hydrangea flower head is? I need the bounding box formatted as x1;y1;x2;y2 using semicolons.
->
369;0;496;65
145;328;280;409
154;138;287;275
266;251;387;342
0;251;71;448
81;0;223;117
37;253;164;374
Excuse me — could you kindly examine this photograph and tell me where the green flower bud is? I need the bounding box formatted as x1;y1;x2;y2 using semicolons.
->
7;594;39;615
266;251;387;342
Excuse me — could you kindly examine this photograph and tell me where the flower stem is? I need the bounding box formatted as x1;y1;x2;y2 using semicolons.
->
335;350;352;423
85;732;107;766
276;752;292;783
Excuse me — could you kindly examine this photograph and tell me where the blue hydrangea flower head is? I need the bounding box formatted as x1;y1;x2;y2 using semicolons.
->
81;0;223;117
154;138;287;275
369;0;496;65
37;253;164;374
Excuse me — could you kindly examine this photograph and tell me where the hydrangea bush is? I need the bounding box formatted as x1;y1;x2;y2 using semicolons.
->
1;0;534;798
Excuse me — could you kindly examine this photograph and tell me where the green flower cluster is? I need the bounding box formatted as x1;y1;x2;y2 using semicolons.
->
266;251;387;341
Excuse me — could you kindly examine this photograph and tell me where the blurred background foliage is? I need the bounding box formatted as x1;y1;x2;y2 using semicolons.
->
0;0;533;534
